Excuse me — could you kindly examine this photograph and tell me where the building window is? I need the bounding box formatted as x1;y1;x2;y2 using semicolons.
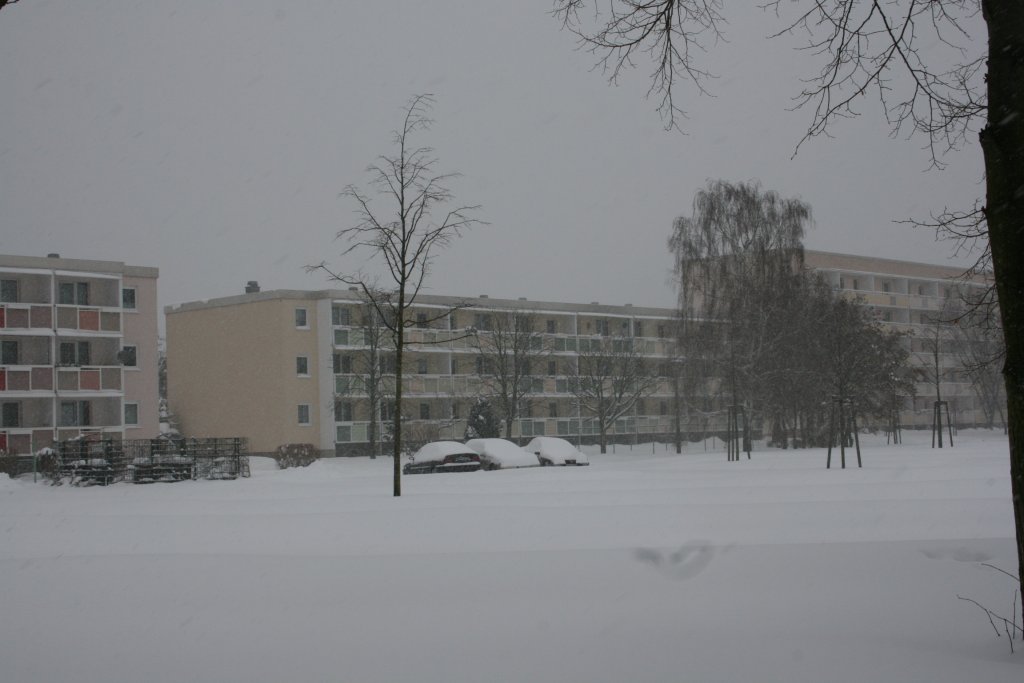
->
295;308;308;328
474;313;492;331
0;279;18;303
58;282;89;305
547;360;557;376
918;284;925;296
882;282;891;293
596;319;609;336
381;401;395;422
416;313;428;328
60;400;91;427
451;402;460;420
297;404;311;425
546;319;556;334
332;305;351;326
657;325;666;338
296;356;309;376
417;358;428;374
120;346;137;367
334;401;353;422
124;402;139;426
882;311;893;322
634;320;643;337
121;287;137;310
1;402;20;428
419;403;430;420
1;340;19;365
59;341;91;366
851;279;859;290
333;354;353;374
660;401;668;416
548;402;558;418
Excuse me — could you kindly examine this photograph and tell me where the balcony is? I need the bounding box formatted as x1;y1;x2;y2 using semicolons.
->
55;305;121;334
55;366;122;392
0;304;54;331
0;366;55;393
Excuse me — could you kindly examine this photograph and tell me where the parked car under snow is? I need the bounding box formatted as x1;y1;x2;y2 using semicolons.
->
403;441;482;475
523;436;590;466
466;438;541;470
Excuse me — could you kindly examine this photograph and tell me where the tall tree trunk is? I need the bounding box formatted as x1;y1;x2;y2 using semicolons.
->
393;292;405;497
981;0;1024;624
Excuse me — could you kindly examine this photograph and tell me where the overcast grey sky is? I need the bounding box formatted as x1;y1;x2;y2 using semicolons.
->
0;2;984;315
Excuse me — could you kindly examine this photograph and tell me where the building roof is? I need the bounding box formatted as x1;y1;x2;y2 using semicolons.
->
0;253;158;278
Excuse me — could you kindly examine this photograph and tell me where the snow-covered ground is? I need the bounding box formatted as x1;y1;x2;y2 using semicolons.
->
1;430;1020;683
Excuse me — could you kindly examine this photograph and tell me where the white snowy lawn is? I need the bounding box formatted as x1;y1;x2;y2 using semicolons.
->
1;430;1020;683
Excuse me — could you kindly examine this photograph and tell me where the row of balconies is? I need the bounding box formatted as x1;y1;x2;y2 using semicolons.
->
332;326;676;354
0;366;123;393
333;414;679;444
0;303;122;334
332;373;675;398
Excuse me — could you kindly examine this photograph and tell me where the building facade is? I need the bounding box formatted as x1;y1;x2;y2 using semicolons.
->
165;252;998;457
805;250;996;429
166;287;679;457
0;254;160;454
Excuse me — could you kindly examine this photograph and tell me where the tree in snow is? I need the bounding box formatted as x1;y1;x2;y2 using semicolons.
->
556;1;1024;614
465;397;501;440
310;94;483;496
670;180;811;451
569;334;659;453
472;310;548;439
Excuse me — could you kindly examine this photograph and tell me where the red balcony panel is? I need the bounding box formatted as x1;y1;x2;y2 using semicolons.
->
7;370;29;391
0;308;5;328
7;308;29;328
0;432;6;452
31;367;53;390
80;369;100;391
79;309;100;331
30;306;52;328
0;368;5;391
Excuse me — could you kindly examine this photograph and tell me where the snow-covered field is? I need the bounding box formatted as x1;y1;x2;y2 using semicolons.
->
1;430;1020;683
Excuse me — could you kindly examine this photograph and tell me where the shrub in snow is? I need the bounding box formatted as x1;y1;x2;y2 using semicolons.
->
274;443;319;469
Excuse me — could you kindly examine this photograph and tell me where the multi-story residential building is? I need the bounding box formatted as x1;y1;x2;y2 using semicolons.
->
0;254;160;454
165;252;998;458
166;286;679;457
805;250;996;429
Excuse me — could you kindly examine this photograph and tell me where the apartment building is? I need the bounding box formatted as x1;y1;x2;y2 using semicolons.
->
0;254;160;454
805;250;994;428
166;287;679;457
165;251;997;457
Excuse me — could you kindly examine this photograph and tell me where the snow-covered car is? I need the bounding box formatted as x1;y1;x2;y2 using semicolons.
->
466;438;541;470
403;441;482;475
523;436;590;466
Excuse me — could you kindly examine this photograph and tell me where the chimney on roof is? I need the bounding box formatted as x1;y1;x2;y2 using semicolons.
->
47;253;60;259
245;281;260;294
479;294;489;299
348;286;358;292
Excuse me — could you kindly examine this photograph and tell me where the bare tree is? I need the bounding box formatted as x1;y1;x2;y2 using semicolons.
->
311;94;483;497
554;0;1024;622
670;180;811;449
569;334;659;453
948;300;1007;431
473;310;547;439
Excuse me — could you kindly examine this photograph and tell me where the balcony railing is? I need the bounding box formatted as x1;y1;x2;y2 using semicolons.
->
55;306;121;334
55;366;122;392
0;366;55;392
0;304;54;330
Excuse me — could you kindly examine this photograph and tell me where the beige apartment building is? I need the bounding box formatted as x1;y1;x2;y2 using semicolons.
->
805;250;997;428
165;252;997;457
166;287;679;457
0;253;160;454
